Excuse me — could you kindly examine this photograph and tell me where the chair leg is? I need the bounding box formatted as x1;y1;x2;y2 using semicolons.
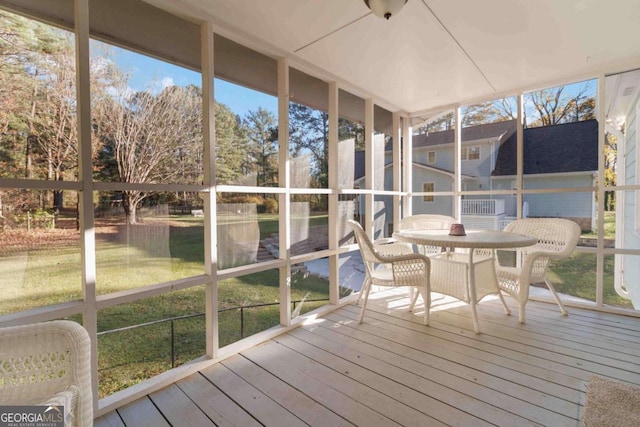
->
358;280;373;324
423;285;430;326
409;288;420;311
518;300;526;323
356;277;371;305
497;290;512;316
356;277;369;305
545;279;568;316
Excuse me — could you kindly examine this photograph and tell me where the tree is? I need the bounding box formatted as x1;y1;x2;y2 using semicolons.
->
289;102;329;188
338;117;365;151
416;112;455;134
29;32;78;210
604;124;621;211
462;99;516;127
244;107;277;188
524;82;595;128
214;103;248;185
0;11;96;213
0;12;36;178
94;77;202;224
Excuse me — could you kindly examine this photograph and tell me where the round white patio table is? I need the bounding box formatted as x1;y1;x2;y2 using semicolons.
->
393;229;537;333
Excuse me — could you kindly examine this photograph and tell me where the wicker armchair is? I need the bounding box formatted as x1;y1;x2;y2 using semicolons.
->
496;218;581;323
0;320;93;427
398;214;456;255
349;220;431;324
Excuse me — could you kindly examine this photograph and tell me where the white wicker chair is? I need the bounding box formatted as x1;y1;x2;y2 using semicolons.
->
0;320;93;427
349;220;431;324
398;214;456;255
496;218;581;323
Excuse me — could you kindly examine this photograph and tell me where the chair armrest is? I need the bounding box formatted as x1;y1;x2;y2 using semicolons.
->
374;237;398;245
378;252;431;264
389;254;431;287
519;249;568;284
375;240;414;257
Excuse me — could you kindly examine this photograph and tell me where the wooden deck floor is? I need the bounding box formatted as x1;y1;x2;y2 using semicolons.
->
95;290;640;426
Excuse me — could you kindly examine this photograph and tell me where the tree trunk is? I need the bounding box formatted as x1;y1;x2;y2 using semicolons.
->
123;193;138;224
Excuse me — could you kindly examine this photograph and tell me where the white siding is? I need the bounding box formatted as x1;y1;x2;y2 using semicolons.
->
411;167;454;217
493;175;594;219
625;99;640;308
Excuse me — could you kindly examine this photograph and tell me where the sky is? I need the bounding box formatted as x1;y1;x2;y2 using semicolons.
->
111;47;278;118
109;44;595;125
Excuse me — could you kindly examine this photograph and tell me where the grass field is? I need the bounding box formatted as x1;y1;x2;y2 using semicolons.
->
0;213;335;397
0;210;632;397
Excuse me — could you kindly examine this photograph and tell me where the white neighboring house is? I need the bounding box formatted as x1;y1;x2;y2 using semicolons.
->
356;119;599;234
614;70;640;309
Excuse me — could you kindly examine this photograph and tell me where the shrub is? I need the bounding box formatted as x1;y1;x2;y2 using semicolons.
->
263;198;278;213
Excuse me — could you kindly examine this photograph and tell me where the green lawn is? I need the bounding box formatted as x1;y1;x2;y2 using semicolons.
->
94;269;331;397
0;210;632;398
548;252;631;308
581;211;616;239
0;213;335;397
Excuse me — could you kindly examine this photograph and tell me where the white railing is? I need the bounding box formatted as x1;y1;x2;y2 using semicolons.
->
461;199;505;216
499;217;516;230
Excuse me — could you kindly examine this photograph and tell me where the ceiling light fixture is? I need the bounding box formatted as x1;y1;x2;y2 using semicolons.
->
364;0;407;20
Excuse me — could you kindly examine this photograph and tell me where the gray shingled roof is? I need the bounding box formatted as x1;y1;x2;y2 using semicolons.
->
413;120;517;148
492;119;598;176
354;119;598;180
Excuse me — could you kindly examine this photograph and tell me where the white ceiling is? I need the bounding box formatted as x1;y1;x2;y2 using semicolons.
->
151;0;640;117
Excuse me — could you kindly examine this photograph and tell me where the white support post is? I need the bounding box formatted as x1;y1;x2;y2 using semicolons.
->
364;98;375;237
392;112;402;232
454;107;462;220
596;74;606;307
278;58;292;325
74;0;97;411
403;117;413;217
328;82;340;305
516;94;524;219
201;20;218;358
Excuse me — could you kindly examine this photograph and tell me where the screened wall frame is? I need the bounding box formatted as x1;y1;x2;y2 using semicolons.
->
404;76;640;318
4;0;640;417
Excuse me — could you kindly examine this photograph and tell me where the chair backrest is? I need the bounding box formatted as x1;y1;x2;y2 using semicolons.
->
399;214;456;231
0;320;93;427
504;217;581;281
398;215;456;255
348;220;382;268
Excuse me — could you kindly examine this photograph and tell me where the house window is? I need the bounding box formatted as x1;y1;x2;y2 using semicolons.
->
427;151;436;164
462;145;480;160
423;182;435;202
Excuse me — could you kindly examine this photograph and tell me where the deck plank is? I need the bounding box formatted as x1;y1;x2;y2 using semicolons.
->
222;355;355;427
117;396;170;427
94;411;125;427
429;298;640;383
100;292;640;427
149;384;215;426
176;373;262;427
200;361;306;426
482;299;640;356
279;328;525;426
331;305;580;425
298;316;578;425
241;340;405;427
337;304;584;398
364;295;625;385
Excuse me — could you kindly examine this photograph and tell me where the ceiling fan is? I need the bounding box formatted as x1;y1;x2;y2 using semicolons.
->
363;0;408;20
